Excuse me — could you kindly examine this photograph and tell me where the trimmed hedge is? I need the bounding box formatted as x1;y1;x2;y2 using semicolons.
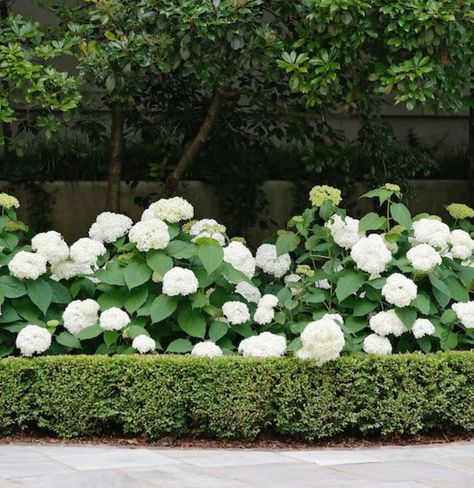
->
0;352;473;440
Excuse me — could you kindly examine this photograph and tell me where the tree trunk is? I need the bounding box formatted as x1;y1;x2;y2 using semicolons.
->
162;89;227;197
106;104;125;211
469;82;474;207
0;0;12;160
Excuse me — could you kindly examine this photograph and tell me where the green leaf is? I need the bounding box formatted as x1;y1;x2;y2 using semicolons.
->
275;231;300;256
166;241;196;259
76;324;102;340
395;307;417;329
190;291;207;309
124;262;152;289
56;331;81;349
97;289;125;310
390;203;412;230
411;293;431;315
177;308;206;338
336;270;365;302
149;295;177;323
222;262;251;284
95;267;126;286
166;338;193;353
209;320;228;342
441;309;457;325
304;289;327;304
440;329;458;351
445;276;469;302
198;239;224;275
429;275;451;306
26;279;52;315
126;325;149;339
358;213;387;232
0;276;26;298
146;251;173;275
344;317;367;333
104;330;118;348
417;336;432;353
49;281;71;304
124;286;149;314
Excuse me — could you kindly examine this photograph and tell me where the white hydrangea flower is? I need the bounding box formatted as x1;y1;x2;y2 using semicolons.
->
222;301;250;325
140;204;157;222
189;219;226;246
99;307;130;331
325;214;363;249
191;341;223;358
323;313;344;324
407;244;442;272
253;307;275;325
381;273;417;308
31;231;69;264
16;325;51;357
238;332;286;358
363;333;392;355
62;299;100;334
384;236;398;255
258;294;278;309
50;260;93;281
255;243;291;278
89;212;133;243
132;334;156;354
412;318;435;339
284;273;300;284
8;251;47;280
150;197;194;223
452;301;474;328
128;219;170;252
412;218;450;250
449;230;474;260
369;310;407;337
296;317;345;365
223;241;256;279
350;234;392;276
69;238;106;266
235;282;261;303
162;267;199;296
316;279;331;290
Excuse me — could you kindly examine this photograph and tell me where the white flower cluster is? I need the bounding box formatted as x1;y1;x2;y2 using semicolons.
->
128;219;170;252
407;244;441;272
452;301;474;328
449;230;474;260
189;219;226;246
223;241;256;279
412;318;435;339
16;325;51;357
350;234;392;276
70;238;106;266
162;267;199;296
8;251;47;280
191;341;223;357
363;334;392;355
369;310;406;337
296;315;345;364
62;299;100;334
222;301;250;325
99;307;130;331
412;218;451;250
143;197;194;223
132;334;156;354
235;281;261;303
238;332;286;358
32;231;69;264
381;273;417;308
325;214;362;250
89;212;133;243
254;294;278;325
255;244;291;278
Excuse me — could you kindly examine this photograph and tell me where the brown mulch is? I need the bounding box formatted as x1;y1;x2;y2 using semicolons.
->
0;432;471;449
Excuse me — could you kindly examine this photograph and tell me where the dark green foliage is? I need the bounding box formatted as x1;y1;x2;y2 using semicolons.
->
0;353;473;440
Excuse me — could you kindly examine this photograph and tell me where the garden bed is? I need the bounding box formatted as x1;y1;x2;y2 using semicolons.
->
1;352;473;441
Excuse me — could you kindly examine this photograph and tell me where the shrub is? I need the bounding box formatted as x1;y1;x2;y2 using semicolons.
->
0;353;473;440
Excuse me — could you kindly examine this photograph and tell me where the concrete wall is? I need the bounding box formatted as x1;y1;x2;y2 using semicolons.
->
2;180;469;246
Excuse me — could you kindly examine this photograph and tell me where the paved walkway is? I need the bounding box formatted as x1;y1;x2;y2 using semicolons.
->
0;441;473;487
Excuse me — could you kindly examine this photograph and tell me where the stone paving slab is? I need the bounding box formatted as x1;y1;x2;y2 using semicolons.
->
0;441;472;487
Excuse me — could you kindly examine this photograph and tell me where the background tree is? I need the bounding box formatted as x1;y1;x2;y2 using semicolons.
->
0;9;80;156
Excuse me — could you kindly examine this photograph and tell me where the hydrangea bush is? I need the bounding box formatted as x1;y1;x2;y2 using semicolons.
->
0;185;472;363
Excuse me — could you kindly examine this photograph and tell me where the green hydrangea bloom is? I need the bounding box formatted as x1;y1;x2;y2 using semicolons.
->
181;220;197;233
384;183;401;192
0;193;19;209
447;203;474;220
231;236;247;244
296;264;314;277
309;185;341;207
4;220;28;233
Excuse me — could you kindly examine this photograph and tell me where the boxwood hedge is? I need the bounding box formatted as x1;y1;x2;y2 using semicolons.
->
0;352;473;441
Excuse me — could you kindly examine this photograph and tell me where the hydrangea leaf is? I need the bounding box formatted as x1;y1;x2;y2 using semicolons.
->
335;270;365;302
77;324;103;341
395;307;417;329
56;331;81;349
358;212;387;232
0;275;26;298
166;338;193;353
126;325;149;340
26;278;52;315
276;231;300;256
198;239;224;275
149;295;177;323
209;321;228;342
146;251;173;275
390;203;412;230
124;262;152;290
177;308;206;338
124;286;149;314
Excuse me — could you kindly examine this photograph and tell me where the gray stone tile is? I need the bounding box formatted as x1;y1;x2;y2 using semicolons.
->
0;452;75;479
418;474;474;488
279;449;380;465
36;446;179;471
331;460;465;482
17;469;157;488
430;456;474;473
360;446;464;462
0;479;21;488
175;450;294;467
